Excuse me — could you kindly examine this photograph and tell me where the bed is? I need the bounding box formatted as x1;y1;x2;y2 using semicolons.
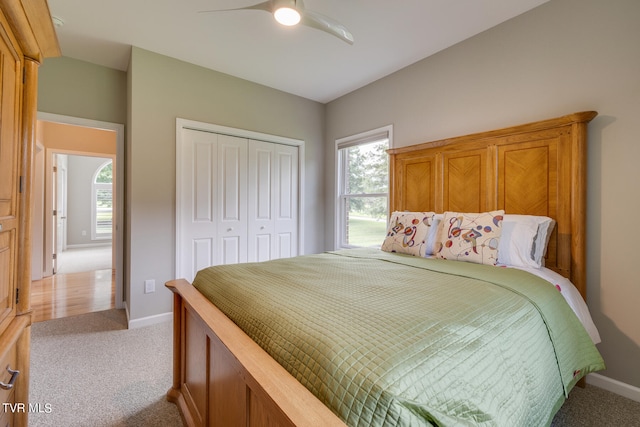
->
166;111;604;426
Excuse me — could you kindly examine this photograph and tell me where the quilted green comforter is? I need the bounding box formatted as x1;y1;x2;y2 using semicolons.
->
193;248;604;427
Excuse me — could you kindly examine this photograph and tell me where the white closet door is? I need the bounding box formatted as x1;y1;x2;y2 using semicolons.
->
179;129;218;281
247;140;298;261
274;143;298;258
215;134;248;265
247;140;275;262
177;125;299;282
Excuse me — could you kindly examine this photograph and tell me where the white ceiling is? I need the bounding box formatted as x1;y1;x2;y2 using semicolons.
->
48;0;548;104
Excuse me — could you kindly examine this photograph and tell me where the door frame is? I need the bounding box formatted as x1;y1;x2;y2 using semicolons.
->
37;112;125;309
175;118;305;281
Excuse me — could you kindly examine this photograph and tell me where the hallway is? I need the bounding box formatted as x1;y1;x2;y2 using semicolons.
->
31;269;115;323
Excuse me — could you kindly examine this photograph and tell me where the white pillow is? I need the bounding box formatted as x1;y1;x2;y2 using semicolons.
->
497;214;555;268
532;217;556;265
424;213;443;256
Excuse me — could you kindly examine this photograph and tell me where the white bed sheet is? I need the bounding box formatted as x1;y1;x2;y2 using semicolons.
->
506;265;601;344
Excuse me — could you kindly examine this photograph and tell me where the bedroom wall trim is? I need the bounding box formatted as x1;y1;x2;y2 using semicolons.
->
126;309;173;329
587;373;640;403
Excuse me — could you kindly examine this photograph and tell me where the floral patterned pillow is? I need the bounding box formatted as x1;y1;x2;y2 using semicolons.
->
434;210;504;265
381;211;436;257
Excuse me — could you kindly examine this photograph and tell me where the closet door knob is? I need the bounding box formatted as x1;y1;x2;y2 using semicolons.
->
227;228;233;232
0;366;19;390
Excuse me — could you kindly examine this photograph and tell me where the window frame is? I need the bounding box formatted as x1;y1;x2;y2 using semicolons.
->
335;125;393;249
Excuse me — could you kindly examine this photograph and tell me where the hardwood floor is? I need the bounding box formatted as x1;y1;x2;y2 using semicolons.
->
31;269;115;323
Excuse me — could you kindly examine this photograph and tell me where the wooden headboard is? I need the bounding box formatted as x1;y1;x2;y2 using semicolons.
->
388;111;597;300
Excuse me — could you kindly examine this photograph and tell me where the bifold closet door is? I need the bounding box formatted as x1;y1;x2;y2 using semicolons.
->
179;129;299;282
179;130;247;281
215;134;248;265
247;141;298;262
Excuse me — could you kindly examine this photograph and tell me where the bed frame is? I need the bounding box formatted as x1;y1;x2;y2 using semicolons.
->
166;111;597;426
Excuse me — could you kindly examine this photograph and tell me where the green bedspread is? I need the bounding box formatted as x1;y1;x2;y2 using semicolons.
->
193;248;604;427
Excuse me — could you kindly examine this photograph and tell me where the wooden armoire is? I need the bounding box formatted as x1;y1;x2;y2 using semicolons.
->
0;1;59;425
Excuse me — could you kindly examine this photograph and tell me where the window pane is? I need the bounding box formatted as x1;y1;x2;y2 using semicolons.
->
344;139;388;195
96;162;113;183
96;188;112;208
96;187;112;236
336;126;391;250
344;196;388;247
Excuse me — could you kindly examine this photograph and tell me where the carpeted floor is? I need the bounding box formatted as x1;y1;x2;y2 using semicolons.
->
56;245;112;274
30;309;640;426
30;309;182;426
551;383;640;426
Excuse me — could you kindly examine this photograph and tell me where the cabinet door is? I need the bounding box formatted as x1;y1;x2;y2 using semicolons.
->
0;28;21;330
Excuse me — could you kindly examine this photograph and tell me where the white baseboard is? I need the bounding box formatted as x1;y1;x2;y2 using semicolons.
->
127;311;173;329
587;373;640;402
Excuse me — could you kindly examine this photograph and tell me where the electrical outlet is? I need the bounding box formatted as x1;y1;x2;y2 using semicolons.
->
144;279;155;294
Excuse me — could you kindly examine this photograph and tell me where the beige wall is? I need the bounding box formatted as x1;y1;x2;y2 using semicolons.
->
326;0;640;388
127;47;326;322
38;56;127;125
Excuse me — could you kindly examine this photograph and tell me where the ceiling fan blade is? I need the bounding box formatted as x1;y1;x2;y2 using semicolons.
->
300;9;354;45
199;1;272;14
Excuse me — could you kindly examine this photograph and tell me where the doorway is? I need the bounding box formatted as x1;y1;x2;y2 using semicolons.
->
32;113;125;313
52;154;113;274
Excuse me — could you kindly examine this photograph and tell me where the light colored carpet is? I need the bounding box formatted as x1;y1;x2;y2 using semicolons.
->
30;309;183;427
551;383;640;426
56;245;112;274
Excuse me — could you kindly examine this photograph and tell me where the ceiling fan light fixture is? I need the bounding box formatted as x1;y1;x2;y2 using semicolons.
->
199;0;353;44
274;7;301;26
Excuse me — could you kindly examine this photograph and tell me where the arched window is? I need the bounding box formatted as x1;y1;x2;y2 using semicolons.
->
92;160;113;240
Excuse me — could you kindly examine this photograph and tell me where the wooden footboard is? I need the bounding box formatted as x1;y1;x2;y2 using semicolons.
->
165;279;347;427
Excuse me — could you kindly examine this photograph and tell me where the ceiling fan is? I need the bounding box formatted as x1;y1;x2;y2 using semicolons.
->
200;0;354;45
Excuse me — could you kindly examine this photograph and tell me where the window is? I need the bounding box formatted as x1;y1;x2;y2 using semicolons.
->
336;126;391;249
92;160;113;240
